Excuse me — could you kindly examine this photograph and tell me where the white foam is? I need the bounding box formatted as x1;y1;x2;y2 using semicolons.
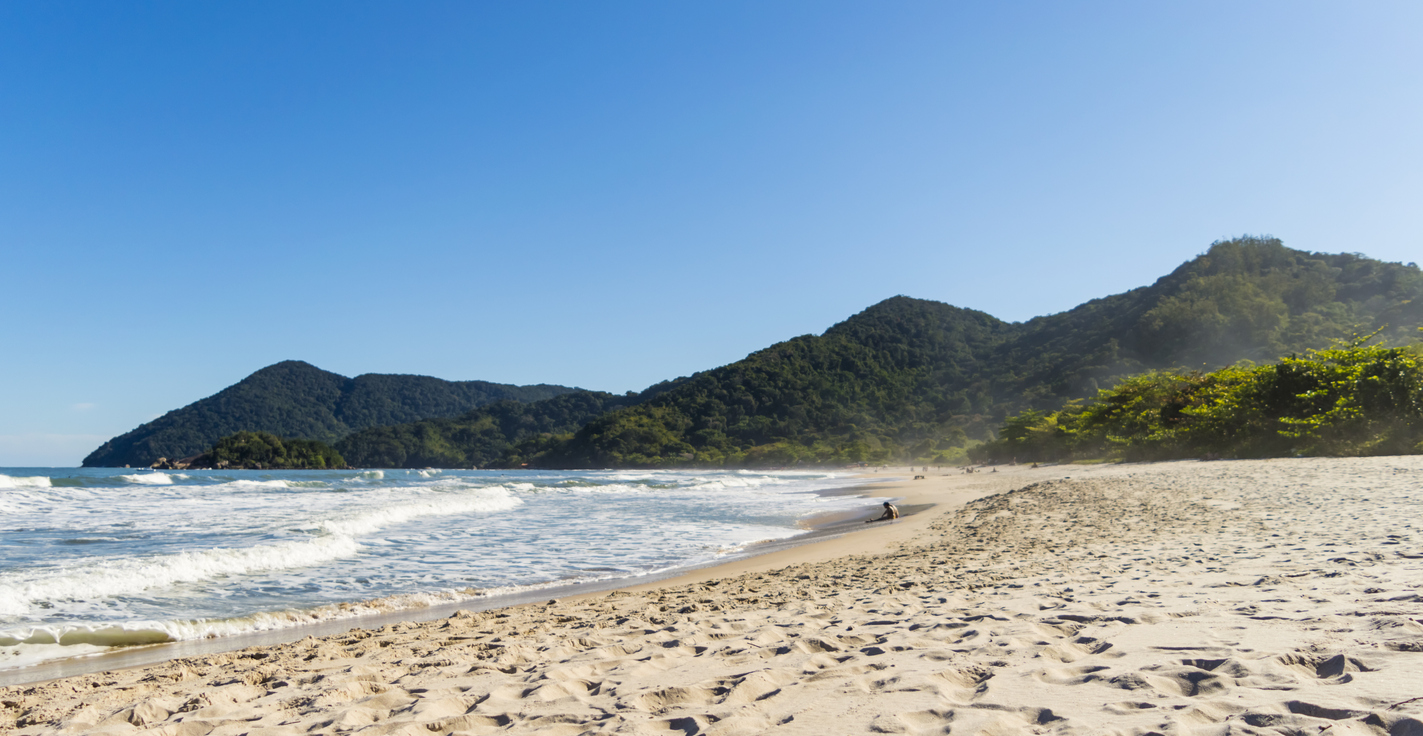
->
220;479;292;490
0;474;51;489
0;586;499;672
0;641;110;671
0;467;872;671
118;472;175;485
417;469;442;477
0;535;362;618
317;487;522;537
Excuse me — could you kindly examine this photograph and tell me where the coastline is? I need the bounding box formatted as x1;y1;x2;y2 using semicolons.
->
0;468;946;689
13;458;1422;735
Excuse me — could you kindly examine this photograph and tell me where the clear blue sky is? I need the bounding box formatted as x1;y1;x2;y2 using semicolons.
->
3;2;1420;466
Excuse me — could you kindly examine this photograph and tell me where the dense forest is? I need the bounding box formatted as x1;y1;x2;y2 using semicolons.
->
82;361;576;467
85;238;1423;469
190;431;347;470
330;238;1423;468
336;391;640;468
969;337;1423;463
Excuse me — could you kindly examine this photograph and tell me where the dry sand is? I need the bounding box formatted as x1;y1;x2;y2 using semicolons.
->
6;457;1423;735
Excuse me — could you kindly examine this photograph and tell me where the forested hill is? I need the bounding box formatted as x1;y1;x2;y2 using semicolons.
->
991;239;1423;405
93;238;1423;469
500;237;1422;467
336;390;642;468
82;361;577;467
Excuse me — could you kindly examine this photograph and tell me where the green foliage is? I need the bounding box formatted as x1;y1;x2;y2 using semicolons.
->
971;338;1423;463
337;391;635;468
87;239;1423;470
207;431;346;469
83;361;577;467
507;240;1422;468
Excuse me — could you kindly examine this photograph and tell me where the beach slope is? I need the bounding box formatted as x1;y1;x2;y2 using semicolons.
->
6;458;1423;735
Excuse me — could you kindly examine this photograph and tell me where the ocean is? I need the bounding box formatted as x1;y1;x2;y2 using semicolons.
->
0;467;879;673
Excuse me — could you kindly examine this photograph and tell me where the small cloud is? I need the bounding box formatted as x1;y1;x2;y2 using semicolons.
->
71;403;97;412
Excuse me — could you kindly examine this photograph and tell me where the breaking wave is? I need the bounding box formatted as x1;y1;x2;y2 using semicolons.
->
117;472;181;485
0;474;51;489
0;485;521;618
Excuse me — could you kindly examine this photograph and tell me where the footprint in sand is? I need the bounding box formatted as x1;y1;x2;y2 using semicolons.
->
1033;664;1110;685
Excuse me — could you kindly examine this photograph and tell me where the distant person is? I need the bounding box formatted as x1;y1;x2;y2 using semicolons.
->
865;501;900;523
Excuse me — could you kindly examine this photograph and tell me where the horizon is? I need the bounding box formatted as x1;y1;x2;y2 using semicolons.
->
3;2;1421;465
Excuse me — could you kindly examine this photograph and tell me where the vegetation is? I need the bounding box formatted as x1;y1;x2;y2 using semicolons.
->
969;336;1423;463
82;361;576;467
500;238;1423;468
196;431;347;470
336;391;638;468
87;238;1423;469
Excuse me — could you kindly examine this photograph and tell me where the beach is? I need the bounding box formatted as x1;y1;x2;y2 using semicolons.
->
6;457;1423;735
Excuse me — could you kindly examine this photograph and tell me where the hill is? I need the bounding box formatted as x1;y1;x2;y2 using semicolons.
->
336;390;643;468
95;238;1423;469
505;237;1422;467
81;361;577;467
969;338;1423;463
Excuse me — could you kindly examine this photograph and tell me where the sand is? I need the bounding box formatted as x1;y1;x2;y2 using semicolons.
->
6;457;1423;735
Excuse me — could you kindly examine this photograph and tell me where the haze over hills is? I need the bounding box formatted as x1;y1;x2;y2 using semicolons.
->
87;238;1423;469
337;238;1423;468
81;362;578;467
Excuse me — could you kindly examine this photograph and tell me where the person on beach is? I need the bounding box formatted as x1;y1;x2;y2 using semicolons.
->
865;501;900;523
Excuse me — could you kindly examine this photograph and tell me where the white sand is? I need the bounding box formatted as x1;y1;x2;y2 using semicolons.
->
6;457;1423;735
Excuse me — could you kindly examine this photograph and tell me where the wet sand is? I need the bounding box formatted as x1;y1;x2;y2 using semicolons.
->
6;457;1423;735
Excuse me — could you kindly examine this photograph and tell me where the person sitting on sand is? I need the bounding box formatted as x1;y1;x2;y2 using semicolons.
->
865;501;900;523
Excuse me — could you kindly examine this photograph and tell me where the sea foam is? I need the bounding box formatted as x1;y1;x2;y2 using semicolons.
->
0;535;364;618
316;486;521;537
0;474;51;489
118;472;179;485
0;467;873;673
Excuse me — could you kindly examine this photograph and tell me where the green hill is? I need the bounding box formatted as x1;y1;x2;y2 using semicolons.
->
95;238;1423;469
336;390;641;468
506;237;1421;468
969;338;1423;463
81;361;577;467
189;431;348;470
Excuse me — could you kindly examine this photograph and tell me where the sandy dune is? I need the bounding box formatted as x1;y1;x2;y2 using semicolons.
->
5;457;1423;735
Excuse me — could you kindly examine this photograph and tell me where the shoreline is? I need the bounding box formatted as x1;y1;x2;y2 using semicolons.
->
0;469;948;689
13;458;1423;733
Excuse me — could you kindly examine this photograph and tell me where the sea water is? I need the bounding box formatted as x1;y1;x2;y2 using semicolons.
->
0;467;878;671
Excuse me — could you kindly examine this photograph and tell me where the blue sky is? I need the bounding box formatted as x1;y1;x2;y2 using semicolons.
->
2;2;1420;466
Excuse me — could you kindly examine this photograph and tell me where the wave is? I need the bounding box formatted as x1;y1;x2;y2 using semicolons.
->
316;487;522;537
0;474;52;489
0;587;492;661
0;535;364;618
0;547;741;663
0;624;174;648
0;515;812;665
117;472;180;485
0;485;523;618
220;479;293;490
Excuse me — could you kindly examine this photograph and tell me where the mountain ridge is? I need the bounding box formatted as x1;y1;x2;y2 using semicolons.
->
82;361;578;467
340;237;1423;468
90;237;1423;468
